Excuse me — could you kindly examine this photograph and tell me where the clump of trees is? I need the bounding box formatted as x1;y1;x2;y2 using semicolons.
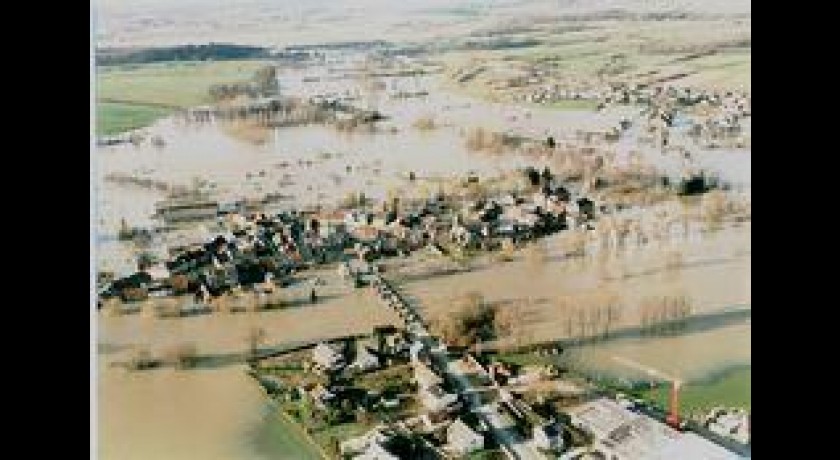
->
431;292;495;348
97;43;269;65
209;65;278;102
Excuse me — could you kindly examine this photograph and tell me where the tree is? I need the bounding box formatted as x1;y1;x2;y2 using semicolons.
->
432;291;492;348
170;274;190;295
246;326;267;357
164;342;199;369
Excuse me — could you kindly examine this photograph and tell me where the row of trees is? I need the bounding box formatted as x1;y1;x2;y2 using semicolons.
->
639;294;693;334
209;65;278;102
554;292;623;343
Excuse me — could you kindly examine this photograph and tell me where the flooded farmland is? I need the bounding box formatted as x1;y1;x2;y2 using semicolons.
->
94;6;751;455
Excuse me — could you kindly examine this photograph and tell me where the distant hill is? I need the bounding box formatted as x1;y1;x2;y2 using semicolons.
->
97;43;270;66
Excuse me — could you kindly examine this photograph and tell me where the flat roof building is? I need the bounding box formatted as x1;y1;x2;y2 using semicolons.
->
569;398;744;460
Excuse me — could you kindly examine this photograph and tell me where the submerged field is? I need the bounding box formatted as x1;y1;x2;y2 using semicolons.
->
96;266;399;460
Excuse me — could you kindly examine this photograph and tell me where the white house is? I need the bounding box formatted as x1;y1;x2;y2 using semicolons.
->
348;347;380;373
312;342;345;372
533;423;564;451
413;360;443;389
447;418;484;456
420;385;458;413
355;441;399;460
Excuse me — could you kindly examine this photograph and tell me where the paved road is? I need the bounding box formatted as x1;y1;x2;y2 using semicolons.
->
372;275;546;460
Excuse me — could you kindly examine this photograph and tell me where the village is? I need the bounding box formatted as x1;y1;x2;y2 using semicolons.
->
241;270;748;459
98;150;749;458
94;2;750;458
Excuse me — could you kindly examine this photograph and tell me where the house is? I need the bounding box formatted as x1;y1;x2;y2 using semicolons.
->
341;427;392;457
310;383;337;408
312;342;345;372
348;346;380;373
533;422;564;451
420;385;458;413
446;418;484;456
355;441;400;460
412;360;442;389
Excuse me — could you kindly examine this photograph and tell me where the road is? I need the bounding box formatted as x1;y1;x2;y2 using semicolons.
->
371;274;546;460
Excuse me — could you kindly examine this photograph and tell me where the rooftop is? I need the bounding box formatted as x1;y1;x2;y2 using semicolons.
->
570;398;743;460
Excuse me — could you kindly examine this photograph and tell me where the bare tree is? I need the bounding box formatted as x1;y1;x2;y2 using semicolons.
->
605;297;621;338
577;304;588;340
246;326;267;357
164;342;199;369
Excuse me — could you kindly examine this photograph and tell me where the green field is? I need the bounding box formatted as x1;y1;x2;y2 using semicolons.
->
96;101;173;136
94;60;267;135
640;366;751;413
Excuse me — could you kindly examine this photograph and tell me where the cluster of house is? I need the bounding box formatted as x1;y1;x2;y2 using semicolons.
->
102;167;597;306
100;208;335;303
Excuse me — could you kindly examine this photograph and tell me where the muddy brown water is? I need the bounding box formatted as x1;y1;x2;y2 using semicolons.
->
94;71;750;458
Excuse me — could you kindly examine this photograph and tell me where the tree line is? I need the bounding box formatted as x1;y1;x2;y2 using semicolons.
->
97;43;270;66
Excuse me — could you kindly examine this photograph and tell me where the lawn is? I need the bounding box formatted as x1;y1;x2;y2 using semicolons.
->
95;102;172;136
94;60;268;135
639;366;751;413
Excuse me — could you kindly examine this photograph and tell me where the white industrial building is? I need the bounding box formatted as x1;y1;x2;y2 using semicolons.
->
569;398;744;460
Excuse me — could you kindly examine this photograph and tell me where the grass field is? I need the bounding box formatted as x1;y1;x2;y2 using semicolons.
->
94;60;267;135
640;366;751;413
96;101;173;136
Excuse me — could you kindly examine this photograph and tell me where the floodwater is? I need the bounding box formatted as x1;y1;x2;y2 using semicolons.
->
399;222;751;381
563;321;751;383
94;66;751;458
96;266;399;460
97;363;268;460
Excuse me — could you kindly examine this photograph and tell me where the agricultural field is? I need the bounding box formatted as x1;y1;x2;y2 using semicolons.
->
96;102;172;136
94;60;268;135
